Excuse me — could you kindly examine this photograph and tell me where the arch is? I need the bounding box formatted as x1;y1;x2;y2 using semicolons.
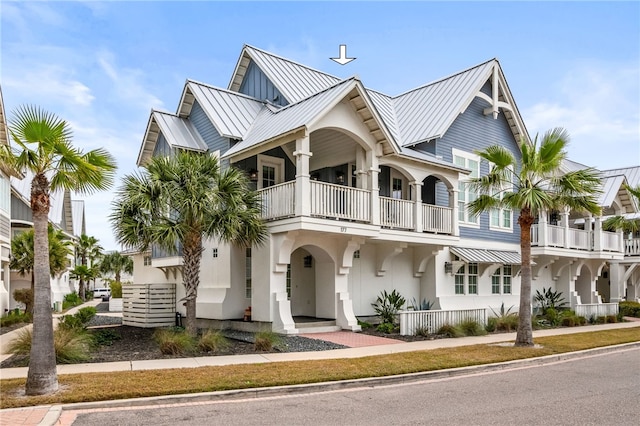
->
423;172;455;191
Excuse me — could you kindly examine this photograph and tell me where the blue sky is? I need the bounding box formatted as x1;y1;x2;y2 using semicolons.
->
1;1;639;250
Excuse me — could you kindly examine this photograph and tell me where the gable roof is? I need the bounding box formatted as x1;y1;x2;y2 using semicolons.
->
137;110;208;166
602;166;640;188
229;45;341;104
178;80;265;139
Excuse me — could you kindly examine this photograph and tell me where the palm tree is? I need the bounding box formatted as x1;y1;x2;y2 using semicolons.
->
110;151;267;336
74;234;103;300
99;251;133;284
70;264;99;295
467;128;601;346
603;184;640;234
10;226;73;314
0;105;116;396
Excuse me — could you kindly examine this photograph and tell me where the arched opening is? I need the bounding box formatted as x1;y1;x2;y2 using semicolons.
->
289;245;337;321
575;265;593;304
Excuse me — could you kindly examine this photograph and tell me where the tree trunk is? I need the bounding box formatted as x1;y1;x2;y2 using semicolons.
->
26;175;58;395
182;232;203;336
515;209;535;347
78;278;85;301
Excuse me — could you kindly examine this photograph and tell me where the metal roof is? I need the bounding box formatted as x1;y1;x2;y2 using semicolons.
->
393;59;496;147
0;86;8;147
153;111;208;152
366;89;400;142
224;78;358;158
11;172;69;228
602;166;640;188
450;247;521;264
229;45;341;104
186;81;264;139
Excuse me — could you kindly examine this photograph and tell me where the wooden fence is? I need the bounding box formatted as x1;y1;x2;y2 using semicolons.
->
399;308;487;336
122;283;176;328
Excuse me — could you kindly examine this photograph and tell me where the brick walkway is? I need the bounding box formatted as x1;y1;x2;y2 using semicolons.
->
0;407;49;426
299;331;402;347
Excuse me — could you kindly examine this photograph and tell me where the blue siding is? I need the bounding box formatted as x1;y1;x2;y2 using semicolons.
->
239;61;288;106
153;134;172;158
190;101;230;158
435;81;522;244
11;194;32;222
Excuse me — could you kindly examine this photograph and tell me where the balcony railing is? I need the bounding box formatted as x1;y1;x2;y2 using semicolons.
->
380;197;413;230
531;224;622;253
423;204;453;234
260;181;296;220
258;180;454;235
625;238;640;256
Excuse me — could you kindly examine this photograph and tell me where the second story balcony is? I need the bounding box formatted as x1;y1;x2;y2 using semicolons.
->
259;180;454;235
531;223;623;255
624;238;640;257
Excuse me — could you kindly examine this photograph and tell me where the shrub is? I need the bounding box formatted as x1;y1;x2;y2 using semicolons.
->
58;306;97;331
606;315;618;323
254;330;280;351
7;327;91;363
409;297;433;311
198;329;229;353
63;292;83;310
153;329;194;355
0;311;31;327
357;320;373;329
414;325;430;337
372;289;406;325
110;281;123;298
459;319;487;336
376;322;395;334
560;316;576;327
436;323;463;338
619;301;640;318
12;288;33;314
534;287;567;312
489;303;519;332
92;328;121;346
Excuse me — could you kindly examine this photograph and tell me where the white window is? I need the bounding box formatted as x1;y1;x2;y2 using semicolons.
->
489;164;513;231
454;262;478;295
453;149;480;225
492;265;512;294
212;248;218;258
257;154;284;189
143;256;151;266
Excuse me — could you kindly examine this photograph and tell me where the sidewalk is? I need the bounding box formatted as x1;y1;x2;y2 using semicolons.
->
1;319;639;426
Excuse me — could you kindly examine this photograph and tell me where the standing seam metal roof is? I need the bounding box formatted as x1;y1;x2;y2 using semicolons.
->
153;111;208;152
602;166;640;188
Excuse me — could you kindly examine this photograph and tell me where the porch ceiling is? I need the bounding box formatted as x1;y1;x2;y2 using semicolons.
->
310;128;358;170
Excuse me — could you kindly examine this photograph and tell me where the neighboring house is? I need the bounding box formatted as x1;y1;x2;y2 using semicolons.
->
8;171;86;309
0;86;12;315
131;45;637;333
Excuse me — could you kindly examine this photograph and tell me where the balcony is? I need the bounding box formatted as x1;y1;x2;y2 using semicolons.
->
531;224;622;253
625;238;640;256
259;180;453;235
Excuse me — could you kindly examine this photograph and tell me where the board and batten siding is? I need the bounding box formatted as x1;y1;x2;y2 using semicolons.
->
190;101;231;155
11;194;32;223
153;134;172;157
239;60;288;106
433;81;522;244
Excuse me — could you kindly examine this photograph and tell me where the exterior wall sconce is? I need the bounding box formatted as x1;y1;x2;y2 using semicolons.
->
336;170;345;184
248;169;258;182
444;262;453;274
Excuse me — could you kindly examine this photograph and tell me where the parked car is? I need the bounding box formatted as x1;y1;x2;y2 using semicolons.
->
93;288;111;301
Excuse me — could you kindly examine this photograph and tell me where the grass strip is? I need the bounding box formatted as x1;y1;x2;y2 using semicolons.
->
1;327;638;409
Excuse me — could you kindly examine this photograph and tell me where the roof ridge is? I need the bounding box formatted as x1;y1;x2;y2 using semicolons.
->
391;58;497;99
244;44;341;82
602;165;640;172
186;79;266;104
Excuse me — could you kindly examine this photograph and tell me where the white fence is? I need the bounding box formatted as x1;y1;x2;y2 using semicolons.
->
625;238;640;256
399;308;487;336
423;204;453;234
601;231;620;252
575;303;619;319
122;283;176;328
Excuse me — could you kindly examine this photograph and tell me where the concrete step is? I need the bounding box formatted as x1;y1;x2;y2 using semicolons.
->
295;320;341;333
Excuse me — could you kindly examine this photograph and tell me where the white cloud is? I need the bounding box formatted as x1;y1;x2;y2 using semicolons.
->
522;62;640;170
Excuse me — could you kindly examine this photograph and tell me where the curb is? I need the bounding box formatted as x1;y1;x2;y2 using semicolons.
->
39;341;640;425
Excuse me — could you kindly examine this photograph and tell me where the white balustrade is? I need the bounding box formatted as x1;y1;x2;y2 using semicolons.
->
380;197;414;230
259;181;296;220
548;225;565;247
601;231;620;252
399;308;486;336
531;224;539;245
574;303;619;318
310;181;371;222
625;238;640;256
423;204;453;234
568;228;591;250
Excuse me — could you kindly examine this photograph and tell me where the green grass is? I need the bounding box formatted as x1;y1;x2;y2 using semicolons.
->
2;327;637;409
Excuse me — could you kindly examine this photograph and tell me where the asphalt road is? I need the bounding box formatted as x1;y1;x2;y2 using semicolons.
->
72;348;640;426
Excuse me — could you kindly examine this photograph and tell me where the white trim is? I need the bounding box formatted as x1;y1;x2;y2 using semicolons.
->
453;148;480;225
257;154;285;189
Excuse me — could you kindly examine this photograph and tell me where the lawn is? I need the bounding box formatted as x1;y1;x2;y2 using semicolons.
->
1;327;638;409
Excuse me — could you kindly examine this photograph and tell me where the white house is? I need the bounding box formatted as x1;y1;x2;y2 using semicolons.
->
130;45;638;333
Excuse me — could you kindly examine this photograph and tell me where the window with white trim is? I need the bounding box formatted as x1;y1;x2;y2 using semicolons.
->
492;265;512;294
453;149;480;225
489;164;513;230
454;262;478;295
143;256;151;266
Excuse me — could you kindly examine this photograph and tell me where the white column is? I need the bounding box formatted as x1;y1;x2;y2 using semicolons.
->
538;209;548;246
367;150;380;225
593;216;602;251
449;188;459;236
609;262;624;303
355;147;366;189
293;136;312;217
561;208;570;248
411;181;423;233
